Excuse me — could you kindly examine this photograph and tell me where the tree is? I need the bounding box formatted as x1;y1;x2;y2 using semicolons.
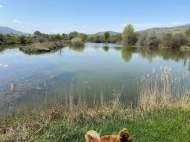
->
34;30;41;37
137;32;148;46
185;26;190;37
69;31;78;39
78;33;88;42
161;33;173;48
104;32;110;41
172;33;187;48
146;31;160;47
19;36;27;44
122;24;137;45
62;33;67;40
109;34;122;43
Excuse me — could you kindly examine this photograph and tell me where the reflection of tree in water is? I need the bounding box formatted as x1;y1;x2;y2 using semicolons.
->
138;47;157;62
183;57;190;71
120;46;190;70
103;46;109;52
121;46;137;62
70;46;85;52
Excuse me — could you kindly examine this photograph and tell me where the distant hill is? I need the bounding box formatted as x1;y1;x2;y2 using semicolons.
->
0;26;27;35
137;24;190;34
92;31;120;36
90;24;190;35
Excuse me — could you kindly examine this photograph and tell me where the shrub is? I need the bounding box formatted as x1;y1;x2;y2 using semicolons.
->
146;31;160;47
71;37;84;46
161;33;173;48
19;36;27;44
137;32;148;46
172;33;187;48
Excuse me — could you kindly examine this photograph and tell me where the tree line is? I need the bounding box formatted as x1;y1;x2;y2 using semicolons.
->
0;25;190;49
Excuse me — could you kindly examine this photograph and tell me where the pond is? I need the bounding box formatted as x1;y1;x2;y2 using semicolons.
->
0;43;190;114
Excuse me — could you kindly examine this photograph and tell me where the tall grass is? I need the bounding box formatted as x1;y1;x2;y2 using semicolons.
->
0;66;190;141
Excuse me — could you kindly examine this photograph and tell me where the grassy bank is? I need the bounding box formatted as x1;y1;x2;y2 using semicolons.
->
1;98;190;141
19;41;68;54
1;66;190;141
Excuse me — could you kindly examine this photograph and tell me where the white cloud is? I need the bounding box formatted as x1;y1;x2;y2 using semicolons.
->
0;5;3;8
14;19;22;24
81;25;87;28
67;27;72;30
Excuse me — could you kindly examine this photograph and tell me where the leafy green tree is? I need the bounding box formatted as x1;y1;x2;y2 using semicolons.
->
161;33;173;48
104;32;110;41
109;34;122;43
185;26;190;37
62;33;67;40
19;36;27;44
34;30;41;37
86;35;102;43
122;24;137;45
78;33;87;42
69;31;78;39
54;34;62;41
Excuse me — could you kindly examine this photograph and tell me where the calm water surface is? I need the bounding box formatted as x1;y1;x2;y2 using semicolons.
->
0;43;190;112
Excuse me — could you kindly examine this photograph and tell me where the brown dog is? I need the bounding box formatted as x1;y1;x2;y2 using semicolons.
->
85;128;133;142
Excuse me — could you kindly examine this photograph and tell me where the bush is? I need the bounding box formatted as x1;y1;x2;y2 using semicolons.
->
146;31;160;47
161;33;173;48
71;37;84;46
172;33;187;48
19;36;27;44
137;32;148;46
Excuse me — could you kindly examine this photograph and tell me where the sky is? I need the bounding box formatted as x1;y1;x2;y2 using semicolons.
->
0;0;190;34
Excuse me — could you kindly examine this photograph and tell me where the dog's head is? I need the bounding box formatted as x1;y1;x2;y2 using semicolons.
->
119;128;133;142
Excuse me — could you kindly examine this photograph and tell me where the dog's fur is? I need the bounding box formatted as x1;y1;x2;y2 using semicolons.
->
85;128;133;142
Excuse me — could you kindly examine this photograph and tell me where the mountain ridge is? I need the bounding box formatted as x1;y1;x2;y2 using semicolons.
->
0;26;27;35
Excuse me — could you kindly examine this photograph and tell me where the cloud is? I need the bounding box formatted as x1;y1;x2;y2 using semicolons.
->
0;22;3;24
67;27;72;30
81;25;87;28
0;5;3;8
14;19;22;24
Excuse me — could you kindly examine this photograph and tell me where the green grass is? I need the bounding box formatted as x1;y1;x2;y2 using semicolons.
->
1;106;190;141
2;108;188;142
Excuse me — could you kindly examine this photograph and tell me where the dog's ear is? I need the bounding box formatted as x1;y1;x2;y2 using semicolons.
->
119;128;127;138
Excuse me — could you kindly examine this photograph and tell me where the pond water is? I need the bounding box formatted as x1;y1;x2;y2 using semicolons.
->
0;43;190;113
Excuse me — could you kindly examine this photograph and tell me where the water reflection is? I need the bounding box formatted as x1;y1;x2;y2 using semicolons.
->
103;46;109;52
1;43;190;115
70;46;85;52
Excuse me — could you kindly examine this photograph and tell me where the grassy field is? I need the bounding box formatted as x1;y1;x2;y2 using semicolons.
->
0;66;190;142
